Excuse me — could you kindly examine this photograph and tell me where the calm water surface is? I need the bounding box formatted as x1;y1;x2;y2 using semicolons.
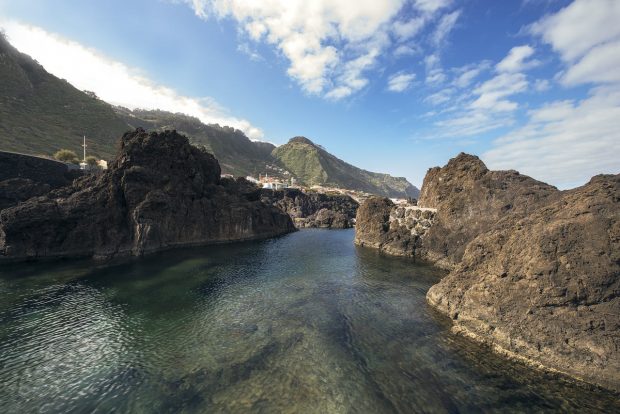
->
0;229;618;413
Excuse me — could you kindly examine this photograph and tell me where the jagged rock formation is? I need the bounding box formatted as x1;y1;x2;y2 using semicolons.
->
354;197;436;257
355;153;558;269
355;152;620;391
260;188;358;229
417;153;559;269
0;129;294;261
427;174;620;392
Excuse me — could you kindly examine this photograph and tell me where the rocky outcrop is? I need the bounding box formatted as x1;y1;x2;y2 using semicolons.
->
353;197;436;257
0;178;51;210
355;154;557;268
417;153;559;269
260;188;358;229
427;174;620;392
355;152;620;391
0;129;295;261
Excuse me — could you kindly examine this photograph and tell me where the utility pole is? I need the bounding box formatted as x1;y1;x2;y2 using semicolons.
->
82;135;87;162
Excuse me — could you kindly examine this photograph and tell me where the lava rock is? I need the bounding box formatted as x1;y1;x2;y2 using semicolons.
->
260;188;358;229
427;174;620;392
0;129;295;261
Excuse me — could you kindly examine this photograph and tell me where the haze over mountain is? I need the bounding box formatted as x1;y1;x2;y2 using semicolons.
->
0;35;418;198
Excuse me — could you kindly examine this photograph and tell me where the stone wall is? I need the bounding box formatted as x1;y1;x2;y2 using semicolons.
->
388;205;436;239
0;151;79;188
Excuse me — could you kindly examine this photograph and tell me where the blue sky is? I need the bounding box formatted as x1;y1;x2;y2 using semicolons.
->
1;0;619;189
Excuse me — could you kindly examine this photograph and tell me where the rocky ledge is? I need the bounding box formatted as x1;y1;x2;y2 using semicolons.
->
355;153;619;392
427;173;620;392
0;129;295;261
260;188;358;229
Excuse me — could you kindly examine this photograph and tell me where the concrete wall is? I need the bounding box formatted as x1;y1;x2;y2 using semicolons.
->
0;151;81;188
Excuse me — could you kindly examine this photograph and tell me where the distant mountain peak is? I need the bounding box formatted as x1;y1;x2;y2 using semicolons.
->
288;136;316;146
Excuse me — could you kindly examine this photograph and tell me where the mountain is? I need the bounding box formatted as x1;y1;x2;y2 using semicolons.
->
0;36;419;197
0;33;128;159
272;137;419;198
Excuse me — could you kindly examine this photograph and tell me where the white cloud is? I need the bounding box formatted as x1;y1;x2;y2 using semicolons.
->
470;72;528;111
186;0;408;100
496;45;539;72
424;53;446;84
452;60;491;88
387;72;416;92
484;85;620;188
530;0;620;61
485;0;620;187
393;44;420;57
1;20;264;139
183;0;462;100
430;10;461;46
533;78;551;91
393;17;426;41
414;0;452;14
425;88;453;105
562;40;620;85
530;0;620;86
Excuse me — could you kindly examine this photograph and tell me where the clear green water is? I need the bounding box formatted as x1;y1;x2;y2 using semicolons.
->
0;229;618;413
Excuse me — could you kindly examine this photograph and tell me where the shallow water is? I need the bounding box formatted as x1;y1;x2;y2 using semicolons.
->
0;229;618;413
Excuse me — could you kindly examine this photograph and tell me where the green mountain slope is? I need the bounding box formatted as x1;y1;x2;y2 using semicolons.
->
0;34;129;159
114;108;277;177
0;36;419;197
272;137;419;198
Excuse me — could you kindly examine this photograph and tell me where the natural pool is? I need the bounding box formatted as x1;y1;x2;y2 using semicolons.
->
0;229;618;413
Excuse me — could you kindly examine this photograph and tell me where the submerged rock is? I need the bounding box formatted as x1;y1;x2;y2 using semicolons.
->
0;129;295;261
260;188;358;229
427;174;620;392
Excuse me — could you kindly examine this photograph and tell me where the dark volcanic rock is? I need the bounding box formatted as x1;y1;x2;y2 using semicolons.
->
260;188;358;229
355;154;557;267
0;178;51;210
0;151;84;210
0;129;294;261
427;174;620;392
417;153;558;268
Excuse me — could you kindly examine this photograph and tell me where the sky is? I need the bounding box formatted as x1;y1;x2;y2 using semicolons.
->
1;0;619;189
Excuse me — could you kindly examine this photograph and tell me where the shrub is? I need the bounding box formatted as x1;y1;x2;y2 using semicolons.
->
54;149;79;163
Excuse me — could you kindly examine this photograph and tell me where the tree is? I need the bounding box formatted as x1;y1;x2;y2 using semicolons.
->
85;156;98;167
54;149;79;164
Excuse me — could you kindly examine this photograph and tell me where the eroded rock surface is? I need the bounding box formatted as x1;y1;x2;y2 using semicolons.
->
427;174;620;392
260;188;358;229
417;153;559;268
354;197;436;257
0;129;294;261
354;153;557;268
355;152;619;391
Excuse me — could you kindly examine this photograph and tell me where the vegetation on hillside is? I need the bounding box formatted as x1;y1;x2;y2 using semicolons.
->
53;149;79;164
0;35;419;197
272;137;419;198
0;33;129;160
